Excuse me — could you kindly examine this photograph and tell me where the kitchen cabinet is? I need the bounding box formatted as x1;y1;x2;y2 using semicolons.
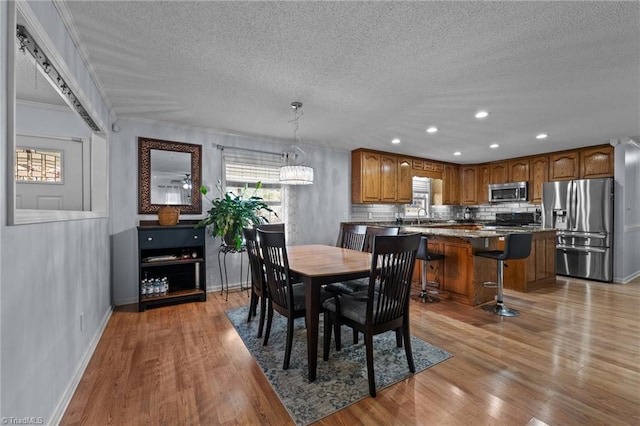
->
411;158;444;179
460;165;478;205
138;225;207;311
351;149;411;203
501;230;556;292
529;155;549;204
397;156;413;203
580;145;614;178
508;159;530;182
550;151;580;181
489;161;508;184
380;154;398;202
442;164;460;205
477;164;490;204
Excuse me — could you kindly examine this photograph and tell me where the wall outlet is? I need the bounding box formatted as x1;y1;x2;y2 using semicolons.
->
368;212;373;219
80;312;84;332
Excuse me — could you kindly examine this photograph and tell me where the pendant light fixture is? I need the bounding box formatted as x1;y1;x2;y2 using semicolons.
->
280;102;314;185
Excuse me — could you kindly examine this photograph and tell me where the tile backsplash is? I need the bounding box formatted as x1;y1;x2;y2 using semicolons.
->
351;202;541;222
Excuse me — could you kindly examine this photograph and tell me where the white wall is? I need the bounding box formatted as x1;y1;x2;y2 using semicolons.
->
110;118;352;305
614;138;640;282
1;1;112;423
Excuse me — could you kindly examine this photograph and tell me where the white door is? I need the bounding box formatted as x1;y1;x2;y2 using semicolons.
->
16;134;84;211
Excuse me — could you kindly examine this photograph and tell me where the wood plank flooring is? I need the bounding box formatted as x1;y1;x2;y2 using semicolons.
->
62;276;640;425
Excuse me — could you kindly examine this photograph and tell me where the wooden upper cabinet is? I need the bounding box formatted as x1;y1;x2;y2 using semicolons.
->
460;165;478;205
489;161;508;184
396;157;413;203
442;164;460;205
380;154;398;202
550;151;580;181
477;164;490;204
351;149;411;204
508;159;530;182
529;155;549;204
580;145;614;178
352;150;381;202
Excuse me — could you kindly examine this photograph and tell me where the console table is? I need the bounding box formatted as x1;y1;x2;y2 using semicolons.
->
137;223;207;311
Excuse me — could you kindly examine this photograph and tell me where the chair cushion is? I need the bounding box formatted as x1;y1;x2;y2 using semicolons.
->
324;278;369;294
291;283;307;311
291;283;334;311
322;292;400;325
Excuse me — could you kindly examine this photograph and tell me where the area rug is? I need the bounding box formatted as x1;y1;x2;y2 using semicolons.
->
226;306;452;425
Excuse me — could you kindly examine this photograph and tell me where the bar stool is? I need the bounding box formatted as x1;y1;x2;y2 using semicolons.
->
475;233;533;317
416;236;445;303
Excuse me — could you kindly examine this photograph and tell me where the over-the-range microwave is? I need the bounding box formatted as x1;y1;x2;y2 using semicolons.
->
488;181;528;203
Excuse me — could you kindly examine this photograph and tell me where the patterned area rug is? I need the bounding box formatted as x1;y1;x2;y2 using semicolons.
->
226;306;452;425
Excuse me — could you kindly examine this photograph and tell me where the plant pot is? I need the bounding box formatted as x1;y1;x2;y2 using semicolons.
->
223;232;238;247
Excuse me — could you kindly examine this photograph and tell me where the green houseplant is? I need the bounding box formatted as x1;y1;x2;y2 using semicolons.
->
196;181;275;249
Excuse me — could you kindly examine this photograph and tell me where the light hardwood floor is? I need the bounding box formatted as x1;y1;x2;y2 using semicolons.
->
62;276;640;425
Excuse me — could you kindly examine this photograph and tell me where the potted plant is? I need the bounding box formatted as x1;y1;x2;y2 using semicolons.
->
196;181;275;250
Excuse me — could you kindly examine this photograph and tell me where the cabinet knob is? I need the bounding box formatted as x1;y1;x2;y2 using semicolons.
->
147;237;153;241
193;235;198;239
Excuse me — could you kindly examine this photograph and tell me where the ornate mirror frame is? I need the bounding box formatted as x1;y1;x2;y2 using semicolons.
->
138;137;202;214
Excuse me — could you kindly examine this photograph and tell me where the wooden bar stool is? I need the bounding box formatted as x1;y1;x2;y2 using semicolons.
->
475;233;533;317
416;236;445;303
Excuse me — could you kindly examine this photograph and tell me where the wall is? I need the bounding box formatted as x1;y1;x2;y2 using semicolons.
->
1;1;112;424
110;118;351;306
614;138;640;282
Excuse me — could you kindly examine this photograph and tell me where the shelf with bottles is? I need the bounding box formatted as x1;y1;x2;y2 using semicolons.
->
137;225;207;311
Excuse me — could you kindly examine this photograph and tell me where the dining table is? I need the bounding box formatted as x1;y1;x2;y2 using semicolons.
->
286;244;373;382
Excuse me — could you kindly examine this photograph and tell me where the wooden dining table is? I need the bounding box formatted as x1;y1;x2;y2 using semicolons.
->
286;244;373;382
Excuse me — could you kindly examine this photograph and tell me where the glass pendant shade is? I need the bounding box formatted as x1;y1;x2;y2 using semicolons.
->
279;165;314;185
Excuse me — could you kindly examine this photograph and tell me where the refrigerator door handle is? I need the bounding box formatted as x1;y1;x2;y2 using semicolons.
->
556;245;607;254
556;231;607;239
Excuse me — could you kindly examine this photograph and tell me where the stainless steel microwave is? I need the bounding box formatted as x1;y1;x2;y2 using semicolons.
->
488;181;528;203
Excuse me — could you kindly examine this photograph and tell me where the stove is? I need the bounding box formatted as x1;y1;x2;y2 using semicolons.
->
485;212;537;227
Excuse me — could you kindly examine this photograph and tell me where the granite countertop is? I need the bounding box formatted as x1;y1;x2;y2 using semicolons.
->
342;221;551;240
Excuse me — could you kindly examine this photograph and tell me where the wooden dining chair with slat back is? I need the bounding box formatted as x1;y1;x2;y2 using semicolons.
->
243;227;268;338
336;224;367;251
257;229;308;370
322;233;422;397
325;225;401;345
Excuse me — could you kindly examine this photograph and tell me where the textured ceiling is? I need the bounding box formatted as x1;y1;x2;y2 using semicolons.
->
57;1;639;163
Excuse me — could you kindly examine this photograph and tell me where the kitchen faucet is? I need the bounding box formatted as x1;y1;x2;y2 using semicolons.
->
417;208;427;225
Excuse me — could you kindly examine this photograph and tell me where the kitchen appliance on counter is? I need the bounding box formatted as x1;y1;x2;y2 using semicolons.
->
483;212;537;228
542;177;613;282
488;181;528;203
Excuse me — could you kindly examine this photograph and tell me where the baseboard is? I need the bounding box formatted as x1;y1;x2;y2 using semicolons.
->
48;306;113;425
615;270;640;284
113;296;138;306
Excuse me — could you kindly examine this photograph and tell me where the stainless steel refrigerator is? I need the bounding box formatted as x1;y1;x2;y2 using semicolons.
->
541;177;614;282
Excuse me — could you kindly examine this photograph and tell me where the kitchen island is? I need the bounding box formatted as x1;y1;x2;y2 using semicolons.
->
341;222;556;306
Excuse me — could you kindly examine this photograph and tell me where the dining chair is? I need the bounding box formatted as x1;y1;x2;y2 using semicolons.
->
257;223;285;232
322;233;421;397
326;225;400;296
243;227;269;338
336;224;367;251
257;229;308;370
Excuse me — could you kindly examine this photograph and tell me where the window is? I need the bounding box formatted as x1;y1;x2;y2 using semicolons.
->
225;162;282;224
15;148;62;182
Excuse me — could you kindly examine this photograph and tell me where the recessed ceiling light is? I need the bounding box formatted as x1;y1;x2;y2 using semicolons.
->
536;133;548;139
391;138;401;144
426;126;438;133
475;110;489;119
453;151;462;156
490;143;499;149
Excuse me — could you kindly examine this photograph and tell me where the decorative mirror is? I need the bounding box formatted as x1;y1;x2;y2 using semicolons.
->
138;137;202;214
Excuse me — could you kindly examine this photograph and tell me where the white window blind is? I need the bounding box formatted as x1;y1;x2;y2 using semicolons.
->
223;152;284;226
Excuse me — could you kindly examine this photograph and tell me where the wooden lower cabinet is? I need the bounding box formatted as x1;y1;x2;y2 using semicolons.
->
501;230;556;292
